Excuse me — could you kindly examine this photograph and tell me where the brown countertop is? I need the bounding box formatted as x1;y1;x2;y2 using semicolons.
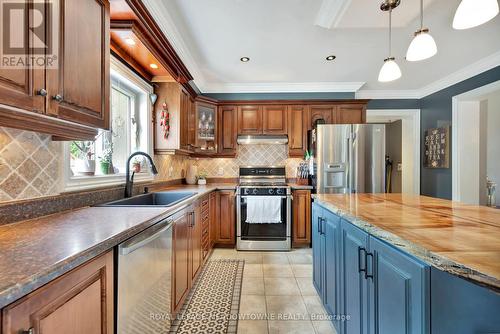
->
312;193;500;291
0;184;236;309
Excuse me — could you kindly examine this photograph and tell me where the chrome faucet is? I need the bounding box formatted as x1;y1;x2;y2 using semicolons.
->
124;152;158;198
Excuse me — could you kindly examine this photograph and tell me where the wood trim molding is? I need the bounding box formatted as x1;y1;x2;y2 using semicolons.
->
0;105;98;140
217;99;370;106
124;1;193;83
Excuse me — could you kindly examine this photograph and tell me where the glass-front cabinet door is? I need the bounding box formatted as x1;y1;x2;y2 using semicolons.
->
195;100;217;153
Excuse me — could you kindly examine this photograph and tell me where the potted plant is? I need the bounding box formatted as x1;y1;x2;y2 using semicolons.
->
70;141;95;176
98;143;113;175
197;171;208;185
132;158;142;173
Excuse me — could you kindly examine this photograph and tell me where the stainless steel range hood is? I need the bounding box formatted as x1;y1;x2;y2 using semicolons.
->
237;135;288;145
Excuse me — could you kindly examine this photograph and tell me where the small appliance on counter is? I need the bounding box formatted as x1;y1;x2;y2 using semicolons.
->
308;124;386;194
236;166;291;251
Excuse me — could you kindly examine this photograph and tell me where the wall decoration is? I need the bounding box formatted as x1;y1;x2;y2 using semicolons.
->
424;126;449;168
159;101;170;139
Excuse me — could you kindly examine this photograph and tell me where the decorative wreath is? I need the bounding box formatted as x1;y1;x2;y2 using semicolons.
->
159;101;170;139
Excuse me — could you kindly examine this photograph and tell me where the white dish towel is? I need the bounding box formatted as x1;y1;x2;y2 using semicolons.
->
245;196;282;224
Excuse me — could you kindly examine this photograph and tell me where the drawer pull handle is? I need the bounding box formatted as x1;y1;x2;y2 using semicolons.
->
52;94;63;102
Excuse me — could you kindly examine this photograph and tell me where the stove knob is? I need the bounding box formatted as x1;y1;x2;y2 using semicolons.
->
252;188;258;195
277;188;284;195
268;188;274;195
244;188;250;195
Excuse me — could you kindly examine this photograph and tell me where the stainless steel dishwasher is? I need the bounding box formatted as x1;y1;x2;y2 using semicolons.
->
117;210;179;334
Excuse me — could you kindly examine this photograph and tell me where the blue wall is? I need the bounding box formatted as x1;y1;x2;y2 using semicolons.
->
419;66;500;199
197;65;500;199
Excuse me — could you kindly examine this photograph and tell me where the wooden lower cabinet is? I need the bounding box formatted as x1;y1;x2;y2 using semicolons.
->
215;190;236;246
190;201;202;281
172;209;191;313
292;190;311;247
1;251;113;334
209;192;217;248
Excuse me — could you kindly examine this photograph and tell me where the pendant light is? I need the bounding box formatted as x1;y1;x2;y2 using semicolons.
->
406;0;437;61
378;1;402;83
453;0;499;30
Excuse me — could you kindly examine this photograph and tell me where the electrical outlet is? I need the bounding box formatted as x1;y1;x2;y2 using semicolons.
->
217;167;224;176
397;163;403;172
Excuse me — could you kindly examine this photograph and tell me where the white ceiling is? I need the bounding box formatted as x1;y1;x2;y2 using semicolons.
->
143;0;500;96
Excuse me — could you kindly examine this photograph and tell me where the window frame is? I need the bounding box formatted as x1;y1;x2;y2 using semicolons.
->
62;56;154;192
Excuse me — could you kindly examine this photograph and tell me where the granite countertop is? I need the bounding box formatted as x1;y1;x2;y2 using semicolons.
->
0;184;235;309
312;193;500;292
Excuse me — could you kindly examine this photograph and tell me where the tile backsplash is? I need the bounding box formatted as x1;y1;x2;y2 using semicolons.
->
192;145;304;178
0;127;62;202
0;128;303;204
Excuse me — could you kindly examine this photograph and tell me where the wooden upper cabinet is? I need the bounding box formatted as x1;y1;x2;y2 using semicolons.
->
310;106;334;126
218;106;238;156
287;105;309;157
188;96;197;147
2;251;113;334
238;105;262;135
47;0;110;129
179;88;190;150
334;103;366;124
0;2;45;115
263;105;287;134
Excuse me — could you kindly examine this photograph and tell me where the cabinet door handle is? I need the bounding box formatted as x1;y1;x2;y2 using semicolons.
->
365;252;374;280
358;247;366;274
52;94;63;102
317;217;321;234
36;88;47;96
22;328;34;334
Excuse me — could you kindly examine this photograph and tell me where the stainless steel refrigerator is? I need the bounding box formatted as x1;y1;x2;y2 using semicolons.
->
309;124;386;194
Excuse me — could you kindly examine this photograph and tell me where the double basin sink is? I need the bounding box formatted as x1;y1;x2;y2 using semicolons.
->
101;191;197;207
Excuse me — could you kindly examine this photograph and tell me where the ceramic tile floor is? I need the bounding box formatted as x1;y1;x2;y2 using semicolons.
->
210;248;337;334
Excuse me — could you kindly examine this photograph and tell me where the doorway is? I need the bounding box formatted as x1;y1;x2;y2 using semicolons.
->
452;80;500;205
366;109;421;195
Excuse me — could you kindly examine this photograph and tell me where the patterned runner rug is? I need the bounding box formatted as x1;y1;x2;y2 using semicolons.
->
170;259;244;334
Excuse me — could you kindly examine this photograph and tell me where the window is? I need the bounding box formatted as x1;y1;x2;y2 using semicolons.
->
64;57;153;191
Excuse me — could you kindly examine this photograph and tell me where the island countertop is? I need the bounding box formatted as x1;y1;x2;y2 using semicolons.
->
312;193;500;292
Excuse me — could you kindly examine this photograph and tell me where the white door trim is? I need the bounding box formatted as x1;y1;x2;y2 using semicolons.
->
366;109;421;195
452;80;500;201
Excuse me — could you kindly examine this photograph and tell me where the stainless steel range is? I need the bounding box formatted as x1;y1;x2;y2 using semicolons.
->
236;166;291;251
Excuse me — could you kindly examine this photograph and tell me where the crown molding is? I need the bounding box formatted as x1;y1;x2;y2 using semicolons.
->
314;0;353;29
141;0;208;91
417;50;500;98
356;51;500;100
355;89;421;99
201;81;365;94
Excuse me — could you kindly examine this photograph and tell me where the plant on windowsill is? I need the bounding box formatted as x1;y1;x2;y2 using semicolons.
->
98;142;114;175
70;141;95;176
132;157;142;173
197;171;208;185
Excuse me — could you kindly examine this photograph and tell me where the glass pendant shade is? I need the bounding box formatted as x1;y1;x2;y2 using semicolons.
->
406;29;437;61
453;0;499;30
378;58;402;82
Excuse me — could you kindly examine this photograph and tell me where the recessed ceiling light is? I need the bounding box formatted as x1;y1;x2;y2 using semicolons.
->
150;63;159;69
240;57;250;62
326;55;336;61
125;37;136;46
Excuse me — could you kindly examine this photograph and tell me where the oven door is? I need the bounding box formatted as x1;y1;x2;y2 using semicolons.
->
238;195;288;242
